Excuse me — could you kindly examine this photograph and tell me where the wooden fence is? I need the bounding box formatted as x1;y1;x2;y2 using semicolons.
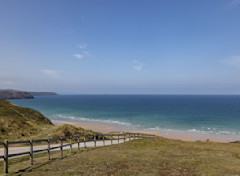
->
0;133;155;174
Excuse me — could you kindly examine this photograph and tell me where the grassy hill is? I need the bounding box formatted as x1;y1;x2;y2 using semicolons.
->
1;100;240;175
0;99;52;140
0;89;58;99
2;137;240;176
0;90;33;99
28;92;58;96
0;100;101;141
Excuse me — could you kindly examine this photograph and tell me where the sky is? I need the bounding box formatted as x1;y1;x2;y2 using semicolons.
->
0;0;240;94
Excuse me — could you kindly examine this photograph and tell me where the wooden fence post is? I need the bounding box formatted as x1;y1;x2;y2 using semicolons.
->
70;137;72;154
60;137;63;159
111;134;113;145
4;140;8;174
47;139;50;160
84;134;86;148
77;135;80;150
103;135;105;146
30;139;33;165
0;133;154;175
94;135;96;147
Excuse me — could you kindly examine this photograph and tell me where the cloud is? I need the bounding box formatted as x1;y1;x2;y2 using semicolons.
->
133;60;143;71
73;43;90;60
78;43;87;49
223;55;240;68
41;69;61;78
225;0;240;10
73;54;83;59
0;80;13;87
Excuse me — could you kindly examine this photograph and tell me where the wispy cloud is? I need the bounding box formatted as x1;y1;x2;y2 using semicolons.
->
223;55;240;68
133;60;143;71
224;0;240;10
73;43;90;60
0;80;13;87
41;69;61;78
78;43;87;49
73;54;83;59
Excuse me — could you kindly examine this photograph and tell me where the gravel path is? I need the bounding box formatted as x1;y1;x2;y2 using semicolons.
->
0;137;135;160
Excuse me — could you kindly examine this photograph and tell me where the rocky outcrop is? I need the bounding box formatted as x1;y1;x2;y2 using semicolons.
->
0;90;33;99
0;90;58;99
29;92;58;96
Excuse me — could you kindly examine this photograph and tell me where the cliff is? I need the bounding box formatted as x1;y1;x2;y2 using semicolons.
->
0;90;58;99
0;90;33;99
29;92;58;96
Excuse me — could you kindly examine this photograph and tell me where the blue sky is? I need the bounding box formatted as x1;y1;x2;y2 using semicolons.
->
0;0;240;94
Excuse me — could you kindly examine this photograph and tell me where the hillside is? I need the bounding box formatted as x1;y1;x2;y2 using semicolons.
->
0;99;52;140
28;92;58;96
0;89;58;99
3;137;240;176
0;90;33;99
0;100;102;141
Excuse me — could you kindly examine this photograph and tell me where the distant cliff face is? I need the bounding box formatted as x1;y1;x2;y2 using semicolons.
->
0;90;58;99
29;92;58;96
0;90;34;99
0;100;53;140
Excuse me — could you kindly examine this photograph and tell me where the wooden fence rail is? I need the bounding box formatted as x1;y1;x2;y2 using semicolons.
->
0;133;155;174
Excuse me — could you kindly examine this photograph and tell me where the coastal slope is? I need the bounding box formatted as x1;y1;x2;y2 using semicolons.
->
0;90;58;99
5;137;240;176
0;99;52;140
28;92;58;96
0;100;102;141
0;90;33;99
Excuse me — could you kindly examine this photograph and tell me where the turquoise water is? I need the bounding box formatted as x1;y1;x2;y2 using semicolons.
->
10;95;240;136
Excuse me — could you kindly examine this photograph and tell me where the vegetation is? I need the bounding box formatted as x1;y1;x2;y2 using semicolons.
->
0;90;33;99
1;99;240;175
51;124;103;140
28;92;58;96
0;100;100;141
0;99;52;140
1;137;240;176
0;89;58;99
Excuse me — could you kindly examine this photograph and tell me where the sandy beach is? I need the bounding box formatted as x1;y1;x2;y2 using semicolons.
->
53;120;240;143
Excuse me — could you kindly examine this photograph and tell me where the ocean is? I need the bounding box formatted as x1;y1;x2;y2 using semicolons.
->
10;95;240;137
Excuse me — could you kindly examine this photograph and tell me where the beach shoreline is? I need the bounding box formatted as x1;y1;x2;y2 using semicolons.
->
53;120;240;143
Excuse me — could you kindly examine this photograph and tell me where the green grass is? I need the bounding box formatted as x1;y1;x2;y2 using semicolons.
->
0;99;52;141
0;100;102;142
1;137;240;176
1;100;240;175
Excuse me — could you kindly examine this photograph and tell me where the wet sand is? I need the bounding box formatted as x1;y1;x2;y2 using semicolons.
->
53;120;240;143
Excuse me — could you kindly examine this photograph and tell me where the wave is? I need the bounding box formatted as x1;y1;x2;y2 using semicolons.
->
50;114;132;126
144;126;240;136
50;114;240;136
